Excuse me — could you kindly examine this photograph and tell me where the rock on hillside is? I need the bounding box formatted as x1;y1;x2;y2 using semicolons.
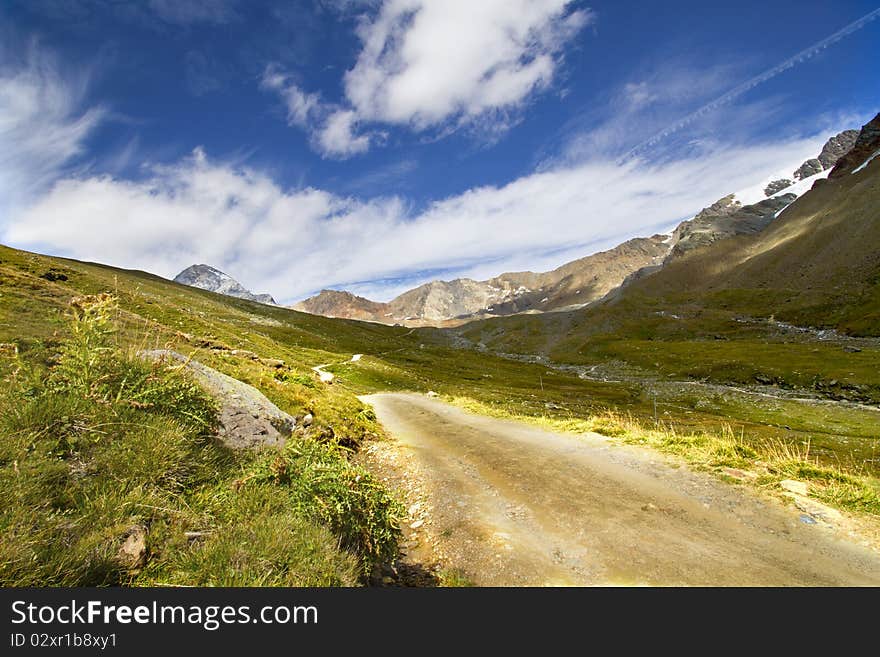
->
665;194;797;262
140;350;294;450
790;130;859;182
819;129;861;169
174;264;276;305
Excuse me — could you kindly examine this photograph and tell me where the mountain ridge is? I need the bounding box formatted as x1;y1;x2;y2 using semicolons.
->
294;234;671;326
294;128;860;327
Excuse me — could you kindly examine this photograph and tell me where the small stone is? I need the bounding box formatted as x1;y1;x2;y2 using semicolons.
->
408;502;422;516
118;526;148;570
302;413;314;427
641;503;658;512
410;519;425;529
780;479;809;496
792;496;842;524
721;467;757;481
426;391;439;398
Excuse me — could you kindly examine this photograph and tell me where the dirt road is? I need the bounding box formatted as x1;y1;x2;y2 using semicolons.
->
361;392;880;586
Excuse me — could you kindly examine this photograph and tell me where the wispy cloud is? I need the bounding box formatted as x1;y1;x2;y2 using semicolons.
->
5;132;829;304
0;43;105;217
624;7;880;161
342;158;418;194
263;0;592;157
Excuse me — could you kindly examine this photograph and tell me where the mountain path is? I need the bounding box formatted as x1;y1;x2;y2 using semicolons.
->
359;392;880;586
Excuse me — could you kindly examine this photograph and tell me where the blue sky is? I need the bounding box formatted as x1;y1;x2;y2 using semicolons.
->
1;1;878;303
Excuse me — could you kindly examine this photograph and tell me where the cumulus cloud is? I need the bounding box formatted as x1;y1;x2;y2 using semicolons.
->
0;47;104;218
260;66;371;158
316;109;371;156
263;0;591;157
5;133;828;304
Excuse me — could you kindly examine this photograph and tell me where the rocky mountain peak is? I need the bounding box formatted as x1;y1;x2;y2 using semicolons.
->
818;129;860;169
666;194;796;262
764;179;794;196
829;113;880;178
173;264;276;305
293;289;389;321
791;129;859;182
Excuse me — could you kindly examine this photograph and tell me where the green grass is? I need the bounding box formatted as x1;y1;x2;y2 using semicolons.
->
2;238;880;584
0;292;400;586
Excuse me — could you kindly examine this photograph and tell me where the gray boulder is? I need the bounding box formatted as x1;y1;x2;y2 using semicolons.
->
140;350;294;450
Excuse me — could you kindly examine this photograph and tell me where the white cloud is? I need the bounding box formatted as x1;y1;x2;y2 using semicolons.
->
5;133;830;304
260;67;322;128
317;109;371;156
1;43;854;307
260;67;370;158
264;0;591;157
0;48;104;218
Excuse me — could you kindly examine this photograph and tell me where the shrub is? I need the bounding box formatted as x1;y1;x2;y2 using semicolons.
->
251;439;403;572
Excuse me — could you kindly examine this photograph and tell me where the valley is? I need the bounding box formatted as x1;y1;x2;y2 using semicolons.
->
1;114;879;587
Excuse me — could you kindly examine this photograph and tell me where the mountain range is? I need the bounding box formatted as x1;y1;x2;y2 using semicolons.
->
290;127;860;326
465;111;880;360
173;125;865;328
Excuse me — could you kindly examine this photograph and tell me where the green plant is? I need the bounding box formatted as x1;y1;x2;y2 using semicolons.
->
0;293;398;586
250;439;403;573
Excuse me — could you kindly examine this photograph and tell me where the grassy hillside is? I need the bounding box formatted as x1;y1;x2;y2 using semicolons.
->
457;152;880;403
0;247;411;585
627;156;880;334
2;185;880;587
